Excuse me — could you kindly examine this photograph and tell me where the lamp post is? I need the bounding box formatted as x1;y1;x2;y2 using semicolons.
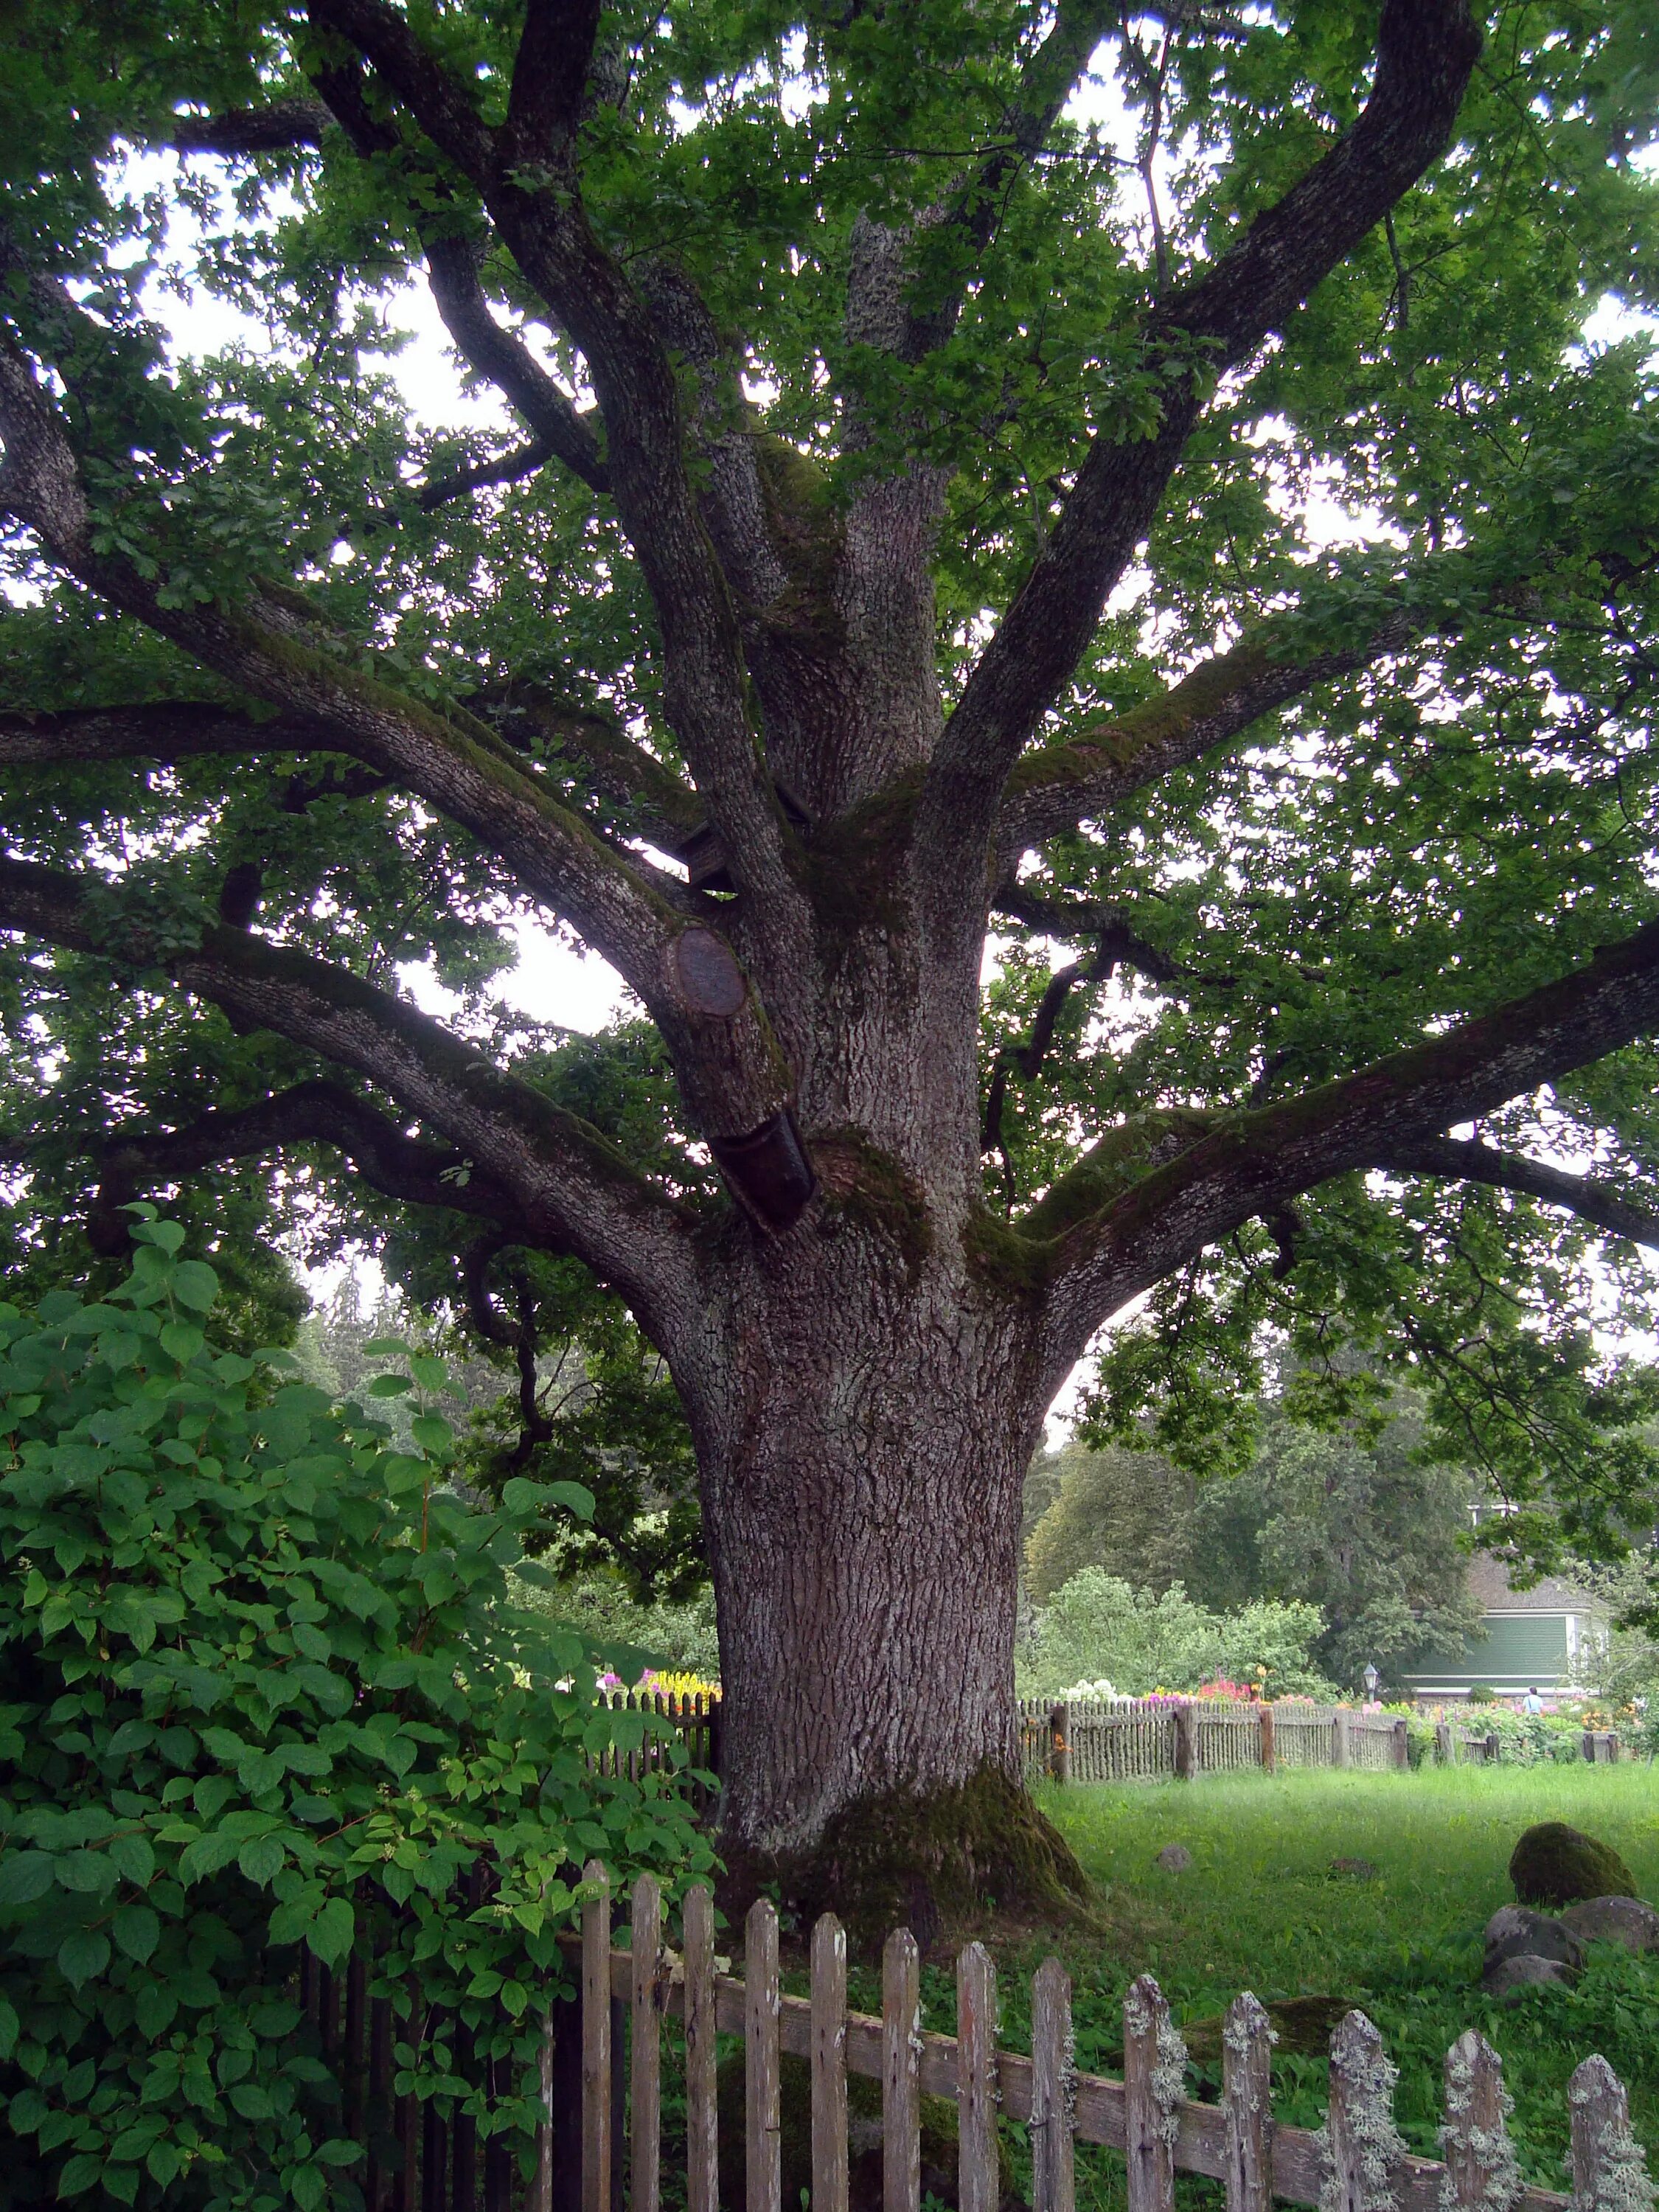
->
1363;1662;1380;1702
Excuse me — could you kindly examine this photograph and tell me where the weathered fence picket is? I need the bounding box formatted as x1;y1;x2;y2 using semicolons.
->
1568;2055;1653;2212
683;1882;719;2212
956;1942;999;2212
1124;1972;1182;2212
308;1867;1652;2212
1222;1992;1274;2212
745;1898;782;2212
1030;1955;1075;2212
1441;2031;1520;2212
1324;2011;1405;2212
881;1926;922;2212
581;1861;612;2212
630;1875;661;2212
810;1913;849;2212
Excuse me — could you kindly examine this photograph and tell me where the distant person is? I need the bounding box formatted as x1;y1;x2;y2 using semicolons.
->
1523;1686;1544;1715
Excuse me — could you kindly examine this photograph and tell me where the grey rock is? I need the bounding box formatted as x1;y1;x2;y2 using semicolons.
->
1483;1905;1582;1973
1155;1844;1194;1872
1483;1952;1579;2000
1560;1896;1659;1953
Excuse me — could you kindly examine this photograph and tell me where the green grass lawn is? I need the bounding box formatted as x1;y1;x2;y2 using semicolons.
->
967;1764;1659;2202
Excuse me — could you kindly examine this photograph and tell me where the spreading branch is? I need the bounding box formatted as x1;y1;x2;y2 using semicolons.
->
884;0;1122;364
1379;1135;1659;1251
0;854;703;1330
992;882;1181;981
80;1079;518;1254
421;234;608;493
306;0;810;936
981;899;1180;1200
169;102;334;156
923;0;1482;893
501;0;605;170
1034;916;1659;1384
0;327;802;1157
401;436;555;513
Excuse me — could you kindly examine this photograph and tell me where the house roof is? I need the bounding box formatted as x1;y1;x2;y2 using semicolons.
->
1465;1556;1601;1614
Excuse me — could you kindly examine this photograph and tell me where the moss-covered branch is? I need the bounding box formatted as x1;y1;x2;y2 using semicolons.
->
1029;921;1659;1385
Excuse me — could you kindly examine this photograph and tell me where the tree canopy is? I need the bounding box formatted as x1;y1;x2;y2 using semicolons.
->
2;0;1659;1861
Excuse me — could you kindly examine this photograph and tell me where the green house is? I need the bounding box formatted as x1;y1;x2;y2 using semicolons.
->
1399;1559;1607;1702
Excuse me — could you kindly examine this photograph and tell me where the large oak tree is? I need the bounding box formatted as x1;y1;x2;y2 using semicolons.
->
2;0;1658;1900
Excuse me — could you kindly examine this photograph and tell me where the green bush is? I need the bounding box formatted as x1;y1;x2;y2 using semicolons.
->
1016;1570;1336;1700
0;1214;712;2211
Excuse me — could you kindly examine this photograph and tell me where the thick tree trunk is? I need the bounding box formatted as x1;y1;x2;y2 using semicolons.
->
703;1318;1031;1854
669;1204;1090;1934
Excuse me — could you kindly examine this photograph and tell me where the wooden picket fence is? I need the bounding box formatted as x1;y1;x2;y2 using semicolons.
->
595;1688;723;1813
547;1866;1652;2212
1432;1722;1623;1768
1018;1698;1411;1785
1018;1699;1625;1787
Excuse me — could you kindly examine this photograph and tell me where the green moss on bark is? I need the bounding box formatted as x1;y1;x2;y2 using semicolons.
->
812;1128;933;1278
721;1767;1093;1952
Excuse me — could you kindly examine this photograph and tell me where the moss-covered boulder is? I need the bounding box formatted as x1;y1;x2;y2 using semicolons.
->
715;2052;1020;2212
1509;1822;1636;1909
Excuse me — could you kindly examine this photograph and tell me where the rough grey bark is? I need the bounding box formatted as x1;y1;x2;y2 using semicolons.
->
686;1227;1043;1848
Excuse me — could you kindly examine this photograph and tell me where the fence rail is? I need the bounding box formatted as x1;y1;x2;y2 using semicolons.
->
539;1871;1650;2212
1018;1697;1623;1787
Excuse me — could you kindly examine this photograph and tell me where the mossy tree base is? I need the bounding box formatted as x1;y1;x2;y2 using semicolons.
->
719;1767;1094;1952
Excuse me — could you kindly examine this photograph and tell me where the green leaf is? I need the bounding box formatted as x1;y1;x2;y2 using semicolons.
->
55;1850;116;1896
159;1321;205;1365
0;1851;57;1906
0;1997;18;2062
366;1373;413;1397
316;2139;361;2168
135;1220;187;1255
112;1905;159;1964
544;1480;597;1522
361;1336;408;1357
54;2153;102;2197
102;2165;139;2206
228;2083;274;2120
291;2162;326;2212
237;1834;285;1886
170;1261;220;1313
107;1834;155;1888
306;1895;355;1966
134;1983;178;2039
408;1352;448;1388
410;1413;452;1454
56;1930;111;1988
146;2143;183;2188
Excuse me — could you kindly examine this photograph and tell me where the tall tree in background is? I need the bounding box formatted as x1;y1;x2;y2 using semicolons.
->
2;0;1659;1902
1025;1405;1483;1690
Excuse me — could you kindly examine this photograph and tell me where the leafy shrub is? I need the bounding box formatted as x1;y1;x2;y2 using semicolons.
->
0;1214;712;2211
1017;1571;1336;1700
